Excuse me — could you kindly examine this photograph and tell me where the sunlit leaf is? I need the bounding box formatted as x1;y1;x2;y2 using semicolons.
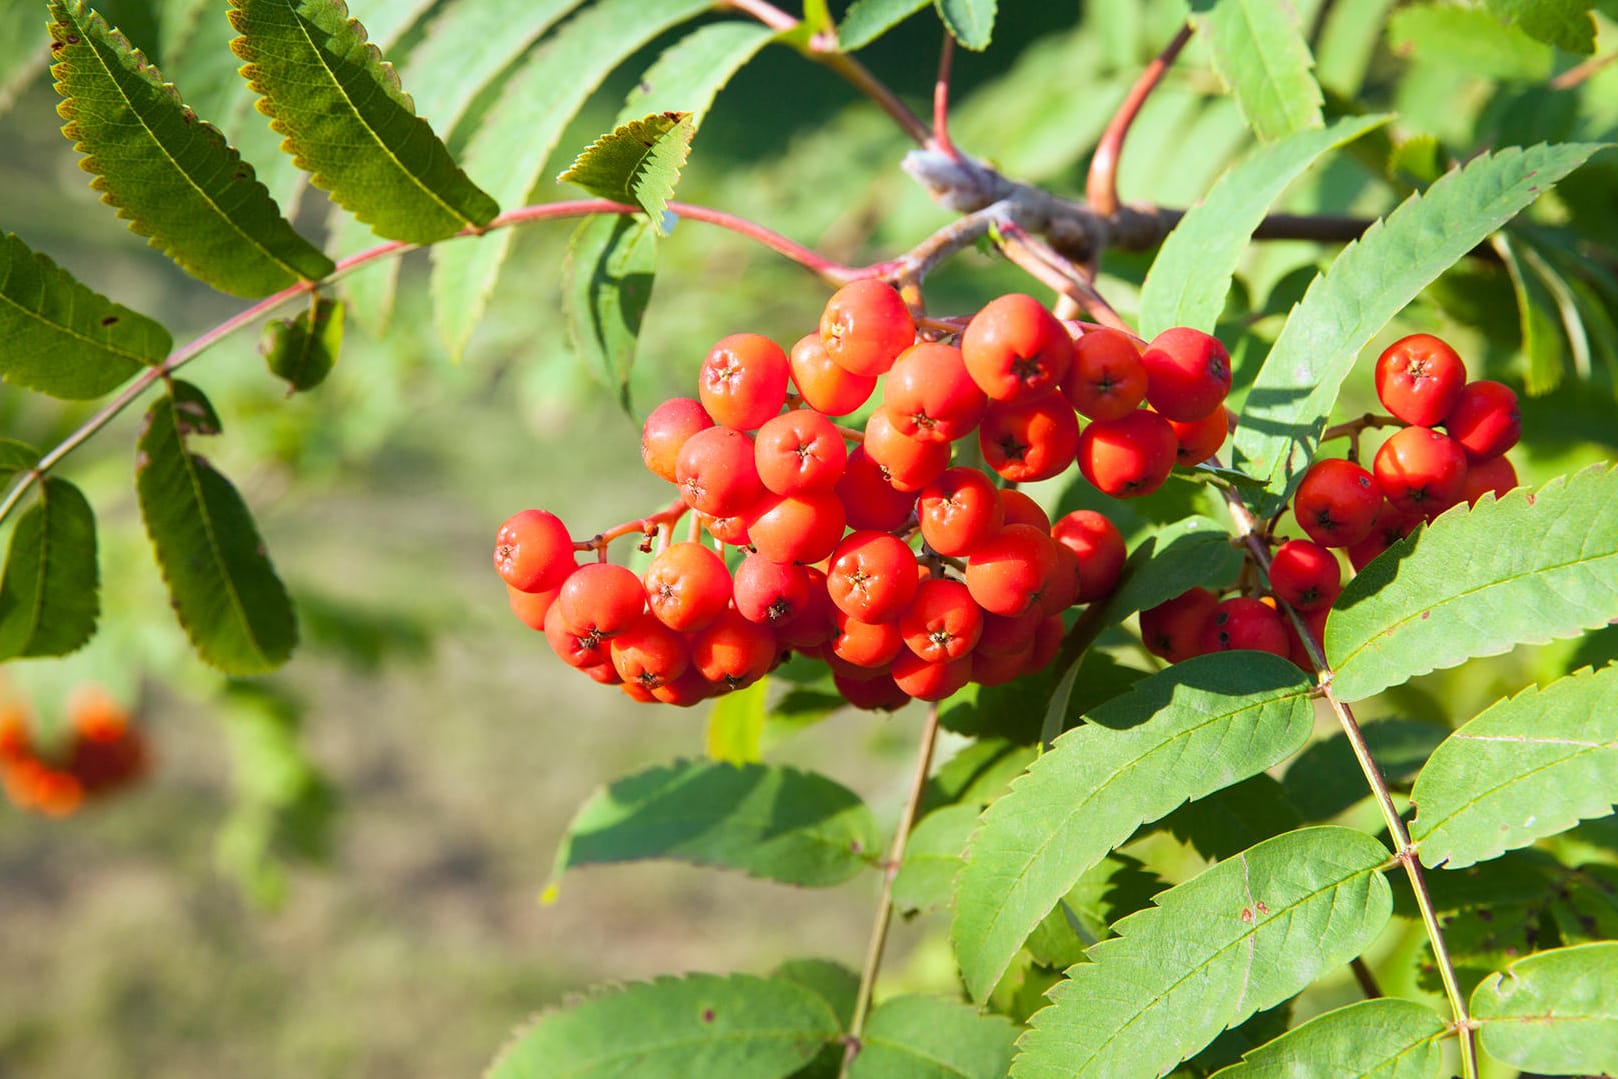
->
1483;0;1598;54
705;674;767;764
559;113;695;233
934;0;996;50
0;478;98;659
893;803;978;914
1207;998;1447;1078
1188;0;1322;141
1471;941;1618;1074
840;0;930;50
850;995;1018;1079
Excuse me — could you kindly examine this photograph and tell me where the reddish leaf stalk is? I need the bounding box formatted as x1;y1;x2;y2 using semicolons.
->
1086;23;1194;216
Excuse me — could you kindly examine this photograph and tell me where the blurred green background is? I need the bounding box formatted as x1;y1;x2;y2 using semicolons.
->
2;1;1615;1075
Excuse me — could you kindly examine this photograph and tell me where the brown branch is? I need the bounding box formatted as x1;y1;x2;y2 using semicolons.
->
1087;24;1194;216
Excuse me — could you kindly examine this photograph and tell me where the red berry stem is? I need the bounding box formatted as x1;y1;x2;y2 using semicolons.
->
1319;411;1404;463
572;498;691;558
992;222;1132;332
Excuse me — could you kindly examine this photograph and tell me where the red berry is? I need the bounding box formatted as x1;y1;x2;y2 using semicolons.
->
827;531;920;623
1141;327;1231;422
1462;454;1519;505
733;554;812;625
836;445;917;531
830;609;906;668
1051;510;1126;604
690;610;776;689
890;650;974;701
998;489;1052;532
917;467;1003;556
1140;587;1218;662
883;342;987;442
748;491;847;565
979;392;1081;483
699;333;790;430
1166;405;1230;466
1373;426;1469;519
863;407;951;492
1293;458;1381;548
961;294;1075;401
964;523;1059;617
544;601;610;669
1267;540;1341;612
1076;410;1178;498
494;509;577;593
789;332;877;416
507;582;560;631
676;426;766;517
1374;334;1467;427
1062;327;1148;421
644;542;732;632
1202;596;1289;657
1344;498;1423;570
754;410;848;495
775;566;838;650
834;670;910;711
557;562;646;638
820;280;915;377
1444;380;1521;461
609;612;692;689
641;397;714;483
899;578;984;662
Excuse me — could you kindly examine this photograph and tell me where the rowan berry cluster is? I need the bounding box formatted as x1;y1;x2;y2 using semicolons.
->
494;281;1240;710
0;686;148;816
1142;332;1522;668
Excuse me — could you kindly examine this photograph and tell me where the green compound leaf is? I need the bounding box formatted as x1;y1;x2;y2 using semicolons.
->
1139;114;1389;338
1483;0;1599;54
850;995;1019;1079
839;0;930;51
0;478;98;660
1389;3;1555;81
953;652;1315;1001
1012;827;1393;1079
559;113;695;234
1025;855;1167;970
486;972;840;1079
1410;665;1618;870
228;0;498;244
563;215;657;411
261;296;342;393
619;20;775;129
1327;465;1618;702
893;803;979;915
1207;998;1448;1079
136;381;297;675
1233;142;1605;518
1471;941;1618;1075
551;760;880;888
0;440;40;488
49;0;333;298
430;0;710;357
0;231;169;399
1159;773;1301;862
933;0;996;50
1188;0;1323;142
704;673;767;764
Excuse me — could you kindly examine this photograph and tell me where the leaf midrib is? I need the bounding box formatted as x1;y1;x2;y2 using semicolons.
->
0;260;154;368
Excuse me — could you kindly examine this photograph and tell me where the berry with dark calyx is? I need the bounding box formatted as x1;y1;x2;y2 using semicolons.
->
961;293;1075;401
494;509;577;593
1373;425;1469;519
964;523;1059;617
1141;327;1231;422
883;342;987;442
676;425;766;517
1267;540;1341;612
700;510;753;547
890;650;974;701
774;566;837;649
1063;327;1148;420
1444;380;1521;461
828;531;920;623
755;409;848;495
1202;596;1289;657
557;562;647;638
836;445;917;531
1374;334;1467;427
899;578;983;662
1293;458;1382;548
641;397;715;483
1462;454;1519;505
1140;587;1218;662
979;392;1081;484
1166;405;1230;466
1345;498;1423;571
644;542;732;632
820;279;915;377
733;554;812;625
650;666;717;707
699;332;790;430
789;332;877;416
1076;409;1179;498
918;467;1003;556
690;610;776;688
544;601;610;669
609;612;692;689
1051;510;1125;603
862;407;951;492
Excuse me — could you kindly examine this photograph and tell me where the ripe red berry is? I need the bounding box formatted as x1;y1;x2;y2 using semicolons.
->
557;562;647;638
820;279;915;377
833;670;910;711
1202;596;1289;657
1166;405;1230;466
676;425;766;517
1267;540;1341;612
644;542;732;632
775;566;838;650
1293;458;1381;547
827;531;920;623
690;610;776;689
609;612;692;689
1462;454;1519;505
1140;327;1231;422
1373;426;1469;519
1345;498;1424;571
544;601;610;669
917;467;1003;556
1444;380;1521;461
979;393;1081;483
789;332;877;416
733;554;812;625
1063;327;1148;421
699;333;790;430
1140;587;1218;662
863;407;951;492
899;578;983;662
964;523;1059;617
1076;410;1179;498
494;509;577;593
998;489;1052;532
1374;334;1467;427
830;608;906;668
961;293;1074;401
641;397;714;483
883;342;987;442
748;491;847;564
890;650;974;701
1051;510;1126;604
507;582;560;631
836;445;917;531
755;410;848;495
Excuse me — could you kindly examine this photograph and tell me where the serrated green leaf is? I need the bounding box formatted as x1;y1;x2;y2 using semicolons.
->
1410;665;1618;870
893;803;978;914
228;0;498;244
1026;854;1166;969
941;667;1055;745
562;215;657;411
953;652;1315;1000
0;231;169;399
1314;0;1395;97
135;381;297;675
705;674;767;764
920;738;1037;816
49;0;333;297
551;760;879;888
934;0;996;50
620;20;775;126
559;114;694;233
262;296;342;392
775;957;857;1079
1484;0;1598;54
1327;465;1618;701
0;440;40;489
1207;998;1448;1079
487;972;840;1079
1139;115;1389;337
1471;941;1618;1074
1494;232;1565;395
430;0;710;358
851;995;1019;1079
1013;827;1393;1079
1159;773;1301;862
1521;240;1589;390
0;478;98;659
1189;0;1323;141
840;0;930;50
1233;142;1606;516
1282;718;1449;822
1389;3;1555;80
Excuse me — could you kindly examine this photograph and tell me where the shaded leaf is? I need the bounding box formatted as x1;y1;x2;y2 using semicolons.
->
1159;773;1301;862
49;0;333;297
775;958;857;1079
1471;941;1618;1074
893;803;978;914
1282;718;1449;822
0;478;98;659
487;972;840;1079
941;666;1055;745
1207;998;1447;1078
920;737;1038;816
135;381;297;674
560;113;695;232
0;231;169;399
1410;665;1618;869
620;20;775;126
0;440;40;488
1026;854;1166;969
551;760;879;888
1233;143;1605;517
934;0;996;50
1483;0;1598;54
851;995;1018;1079
261;295;342;392
840;0;930;51
953;652;1315;1000
1327;465;1618;701
705;674;767;765
430;0;710;357
563;215;657;410
1494;232;1566;395
1188;0;1323;141
1013;827;1393;1079
228;0;498;243
1140;115;1389;337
